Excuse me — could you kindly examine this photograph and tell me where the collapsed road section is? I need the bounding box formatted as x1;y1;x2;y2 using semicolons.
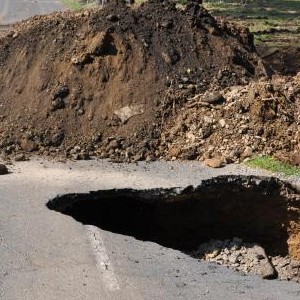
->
47;175;300;282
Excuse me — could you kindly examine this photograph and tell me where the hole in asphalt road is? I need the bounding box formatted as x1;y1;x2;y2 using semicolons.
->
47;175;300;259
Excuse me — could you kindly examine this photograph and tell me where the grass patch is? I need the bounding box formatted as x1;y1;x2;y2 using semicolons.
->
245;155;300;176
203;0;300;49
203;0;300;19
61;0;84;10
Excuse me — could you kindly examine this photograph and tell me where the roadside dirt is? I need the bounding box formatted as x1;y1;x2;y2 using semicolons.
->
0;1;298;166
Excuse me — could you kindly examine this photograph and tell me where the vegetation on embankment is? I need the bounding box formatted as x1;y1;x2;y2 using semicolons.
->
246;156;300;176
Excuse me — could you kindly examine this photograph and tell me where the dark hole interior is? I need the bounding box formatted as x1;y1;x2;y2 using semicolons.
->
47;175;300;256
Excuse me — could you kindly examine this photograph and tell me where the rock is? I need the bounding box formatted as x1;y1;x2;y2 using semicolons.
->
228;147;242;159
145;154;155;162
160;20;173;29
51;98;65;111
291;153;300;166
106;14;119;22
239;124;249;134
168;146;181;158
77;108;85;115
132;153;143;162
73;145;81;152
203;116;213;124
14;154;28;161
180;147;198;160
20;139;38;152
248;88;258;101
0;164;9;175
106;139;119;151
247;245;277;279
186;132;196;142
242;146;253;158
71;53;92;65
79;151;90;160
201;125;212;139
228;254;239;264
72;153;80;160
53;85;69;99
161;50;180;65
219;119;226;128
203;157;224;168
51;131;65;147
114;105;145;124
181;76;189;83
87;31;109;56
203;92;225;105
206;249;220;259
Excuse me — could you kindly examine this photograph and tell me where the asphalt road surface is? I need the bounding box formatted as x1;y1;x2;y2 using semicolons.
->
0;158;300;299
0;0;66;25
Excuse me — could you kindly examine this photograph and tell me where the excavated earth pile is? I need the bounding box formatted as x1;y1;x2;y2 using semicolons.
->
163;73;300;165
0;1;269;162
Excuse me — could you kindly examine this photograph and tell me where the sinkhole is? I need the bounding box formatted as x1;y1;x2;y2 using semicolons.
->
47;175;300;259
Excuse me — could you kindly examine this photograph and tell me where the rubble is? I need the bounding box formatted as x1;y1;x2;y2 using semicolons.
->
194;238;300;283
163;73;300;166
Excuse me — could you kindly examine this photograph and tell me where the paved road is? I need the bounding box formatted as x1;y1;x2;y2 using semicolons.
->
0;0;66;25
0;158;299;299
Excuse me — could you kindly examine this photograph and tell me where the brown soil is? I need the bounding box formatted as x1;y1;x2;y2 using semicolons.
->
0;1;298;166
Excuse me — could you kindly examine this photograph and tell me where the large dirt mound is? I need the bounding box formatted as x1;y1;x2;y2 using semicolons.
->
0;1;271;162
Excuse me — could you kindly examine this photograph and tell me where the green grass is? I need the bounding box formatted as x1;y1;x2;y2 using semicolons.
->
61;0;84;10
203;0;300;48
203;0;300;18
245;155;300;176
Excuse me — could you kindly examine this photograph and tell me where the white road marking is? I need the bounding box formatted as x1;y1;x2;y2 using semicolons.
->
86;225;120;291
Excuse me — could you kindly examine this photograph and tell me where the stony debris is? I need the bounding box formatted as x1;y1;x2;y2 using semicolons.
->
163;73;300;166
194;238;300;283
271;256;300;283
